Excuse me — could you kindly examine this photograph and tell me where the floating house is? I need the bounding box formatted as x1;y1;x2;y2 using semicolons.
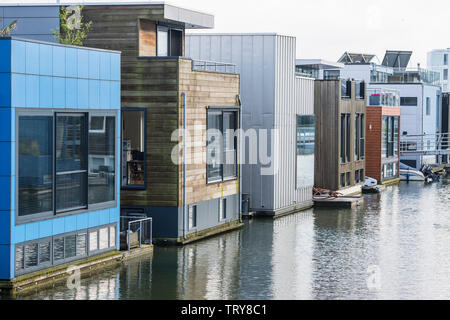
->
0;38;121;282
340;50;442;169
0;2;242;244
365;88;401;183
428;48;450;93
314;79;366;193
77;3;241;244
186;34;316;217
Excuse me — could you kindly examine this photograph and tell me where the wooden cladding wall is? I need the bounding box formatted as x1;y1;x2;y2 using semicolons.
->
139;19;157;56
178;59;240;207
365;107;383;181
314;80;339;191
314;81;366;191
81;6;239;208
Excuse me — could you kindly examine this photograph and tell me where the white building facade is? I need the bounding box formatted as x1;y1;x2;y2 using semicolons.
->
186;33;315;217
427;49;450;92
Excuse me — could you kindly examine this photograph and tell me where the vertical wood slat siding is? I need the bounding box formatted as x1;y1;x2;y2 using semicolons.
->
314;81;339;190
314;80;366;191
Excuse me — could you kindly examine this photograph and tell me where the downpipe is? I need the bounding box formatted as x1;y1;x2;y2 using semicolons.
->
182;92;187;240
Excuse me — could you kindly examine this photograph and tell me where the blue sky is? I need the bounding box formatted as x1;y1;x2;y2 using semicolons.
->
5;0;449;66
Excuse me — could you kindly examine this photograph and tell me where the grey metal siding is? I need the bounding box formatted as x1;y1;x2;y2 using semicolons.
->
186;34;277;212
186;33;314;213
0;6;59;42
273;35;314;210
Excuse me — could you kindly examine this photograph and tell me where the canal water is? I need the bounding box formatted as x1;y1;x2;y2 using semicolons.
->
12;180;450;300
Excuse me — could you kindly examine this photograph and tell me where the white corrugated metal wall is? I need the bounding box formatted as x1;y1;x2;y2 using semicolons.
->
273;36;314;211
186;34;277;211
186;33;314;213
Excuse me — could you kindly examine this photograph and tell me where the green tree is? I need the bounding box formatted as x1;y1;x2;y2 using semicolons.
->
52;5;92;46
0;18;18;37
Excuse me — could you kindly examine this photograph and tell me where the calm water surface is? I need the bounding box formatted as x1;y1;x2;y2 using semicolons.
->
13;180;450;300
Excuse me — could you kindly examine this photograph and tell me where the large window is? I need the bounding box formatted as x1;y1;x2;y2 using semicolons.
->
206;109;238;184
122;110;145;188
296;115;315;188
382;116;399;158
55;114;88;213
17;111;117;222
157;25;183;57
18;115;53;217
89;115;116;205
340;113;351;163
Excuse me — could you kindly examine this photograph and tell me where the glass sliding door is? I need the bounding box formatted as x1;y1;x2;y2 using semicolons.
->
88;115;116;205
18;114;54;217
223;111;237;180
207;111;223;183
55;113;88;213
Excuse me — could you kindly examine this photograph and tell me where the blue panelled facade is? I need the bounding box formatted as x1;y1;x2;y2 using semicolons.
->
0;38;121;280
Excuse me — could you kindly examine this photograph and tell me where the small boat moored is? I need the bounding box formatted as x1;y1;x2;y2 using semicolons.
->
362;177;381;194
400;163;425;182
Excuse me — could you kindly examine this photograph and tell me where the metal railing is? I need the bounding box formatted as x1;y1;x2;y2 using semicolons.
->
367;88;400;107
192;59;237;74
400;133;450;155
120;216;152;251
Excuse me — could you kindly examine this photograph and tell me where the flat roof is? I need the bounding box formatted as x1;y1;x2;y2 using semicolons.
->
0;1;214;29
296;59;343;69
0;36;121;54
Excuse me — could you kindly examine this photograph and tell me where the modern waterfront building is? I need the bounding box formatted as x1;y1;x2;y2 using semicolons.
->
1;2;243;244
80;3;242;244
338;52;394;83
365;88;401;183
314;79;366;193
295;59;343;80
186;33;316;217
0;37;121;281
340;50;442;169
427;49;450;92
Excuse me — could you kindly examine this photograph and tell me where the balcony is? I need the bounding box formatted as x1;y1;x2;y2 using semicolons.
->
192;59;237;74
389;68;440;86
367;88;400;107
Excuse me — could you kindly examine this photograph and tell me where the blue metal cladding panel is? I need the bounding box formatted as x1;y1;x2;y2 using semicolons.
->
0;176;11;211
11;40;25;74
0;73;11;107
0;245;11;279
39;76;53;108
2;39;122;279
52;77;66;108
0;108;11;142
65;47;78;78
25;41;39;75
11;73;26;108
0;39;11;73
52;45;65;77
25;75;39;108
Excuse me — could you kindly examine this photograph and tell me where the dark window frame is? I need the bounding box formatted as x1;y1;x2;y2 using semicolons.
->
400;97;418;106
206;107;239;185
15;109;118;226
121;108;147;190
156;23;183;57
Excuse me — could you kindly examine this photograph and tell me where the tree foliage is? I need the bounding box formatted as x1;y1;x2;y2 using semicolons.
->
52;5;92;46
0;18;18;37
